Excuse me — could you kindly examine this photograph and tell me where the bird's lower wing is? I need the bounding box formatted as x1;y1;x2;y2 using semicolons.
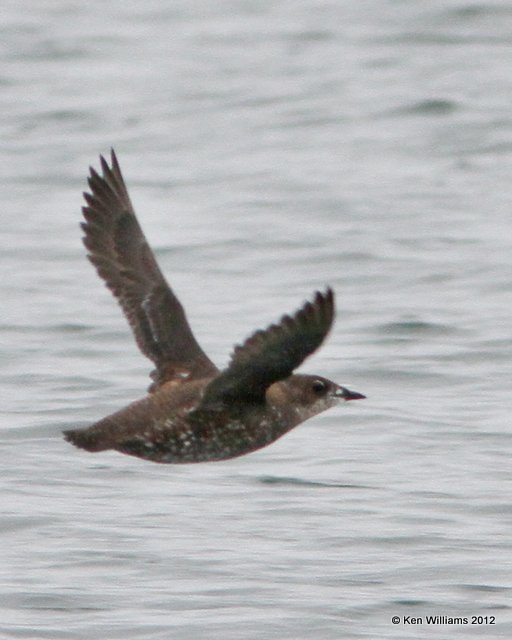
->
196;289;335;410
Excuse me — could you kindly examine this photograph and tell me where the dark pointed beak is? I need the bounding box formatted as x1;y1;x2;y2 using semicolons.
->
335;386;366;401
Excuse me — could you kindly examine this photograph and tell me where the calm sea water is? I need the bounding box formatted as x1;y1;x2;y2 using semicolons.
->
1;1;511;638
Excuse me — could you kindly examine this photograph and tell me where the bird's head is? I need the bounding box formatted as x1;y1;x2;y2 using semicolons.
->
268;373;365;424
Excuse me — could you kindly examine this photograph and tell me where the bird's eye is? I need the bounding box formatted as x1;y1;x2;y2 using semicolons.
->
311;379;327;395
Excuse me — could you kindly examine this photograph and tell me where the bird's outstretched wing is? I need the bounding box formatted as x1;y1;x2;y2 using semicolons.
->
82;150;218;389
197;289;335;408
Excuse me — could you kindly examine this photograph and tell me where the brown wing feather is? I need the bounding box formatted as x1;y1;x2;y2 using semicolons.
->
198;289;335;408
82;150;217;388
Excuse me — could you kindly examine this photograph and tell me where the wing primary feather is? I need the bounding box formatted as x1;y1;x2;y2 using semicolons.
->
81;151;218;388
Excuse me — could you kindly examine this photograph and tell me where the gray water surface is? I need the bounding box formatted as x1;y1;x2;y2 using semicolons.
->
1;1;511;638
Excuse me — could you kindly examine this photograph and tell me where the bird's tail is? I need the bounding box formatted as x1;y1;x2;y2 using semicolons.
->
63;426;112;452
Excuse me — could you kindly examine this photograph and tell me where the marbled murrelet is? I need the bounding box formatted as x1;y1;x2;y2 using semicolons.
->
63;151;365;463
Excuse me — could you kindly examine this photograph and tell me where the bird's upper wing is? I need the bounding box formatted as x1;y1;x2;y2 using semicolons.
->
196;289;335;409
82;150;218;389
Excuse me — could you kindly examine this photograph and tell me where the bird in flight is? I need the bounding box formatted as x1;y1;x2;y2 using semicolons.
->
63;151;365;463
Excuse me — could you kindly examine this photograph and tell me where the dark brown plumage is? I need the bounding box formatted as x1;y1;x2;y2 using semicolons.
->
63;150;365;463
